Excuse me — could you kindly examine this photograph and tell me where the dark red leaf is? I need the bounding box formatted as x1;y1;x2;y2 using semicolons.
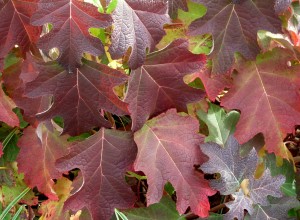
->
31;0;112;72
0;83;19;127
25;58;128;135
125;39;206;131
56;128;137;219
0;0;41;58
109;0;170;69
222;48;300;158
3;57;50;126
189;0;282;74
134;109;216;217
17;124;69;200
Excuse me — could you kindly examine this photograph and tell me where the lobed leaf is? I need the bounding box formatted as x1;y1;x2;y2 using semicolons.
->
109;0;170;69
17;124;69;200
222;48;300;158
25;58;128;135
200;135;258;195
31;0;112;72
134;109;216;217
56;128;137;220
125;39;206;131
189;0;282;74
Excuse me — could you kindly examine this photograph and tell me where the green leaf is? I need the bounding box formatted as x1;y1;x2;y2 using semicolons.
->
178;0;206;26
264;153;296;196
0;187;30;220
119;196;185;220
164;182;175;196
197;103;240;146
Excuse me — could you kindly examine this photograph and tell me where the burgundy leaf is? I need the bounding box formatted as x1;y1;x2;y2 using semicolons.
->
56;128;137;220
109;0;170;69
3;57;50;126
25;58;128;135
17;124;69;200
31;0;112;72
0;0;41;59
0;84;19;127
125;39;206;131
134;109;216;217
189;0;282;74
221;48;300;158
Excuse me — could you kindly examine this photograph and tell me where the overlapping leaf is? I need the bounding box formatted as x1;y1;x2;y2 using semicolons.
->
221;48;300;158
224;169;286;219
109;0;170;69
56;128;137;220
168;0;188;18
3;57;50;126
17;124;69;200
31;0;112;71
275;0;291;14
25;58;128;135
249;197;300;220
198;103;239;146
38;177;72;220
134;109;216;217
224;189;254;220
125;39;206;131
0;0;41;59
189;0;282;74
200;135;258;195
119;196;185;220
0;85;19;127
201;135;288;219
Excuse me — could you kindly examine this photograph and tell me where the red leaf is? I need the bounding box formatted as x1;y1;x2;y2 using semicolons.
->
3;57;50;126
125;39;206;131
31;0;112;71
25;58;128;135
190;67;232;101
109;0;170;69
134;109;216;217
0;0;41;58
222;48;300;158
0;83;19;127
189;0;282;74
17;124;69;200
56;128;137;219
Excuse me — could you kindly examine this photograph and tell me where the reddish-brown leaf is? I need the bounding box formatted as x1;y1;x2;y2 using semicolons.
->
222;48;300;158
31;0;112;72
189;0;282;74
3;57;50;126
0;83;19;127
17;124;69;200
56;128;137;220
0;0;41;58
125;39;206;131
134;109;216;217
189;67;232;101
109;0;170;69
25;58;128;135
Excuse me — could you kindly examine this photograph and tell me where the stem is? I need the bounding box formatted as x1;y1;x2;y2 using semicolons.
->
294;156;300;163
210;203;227;213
